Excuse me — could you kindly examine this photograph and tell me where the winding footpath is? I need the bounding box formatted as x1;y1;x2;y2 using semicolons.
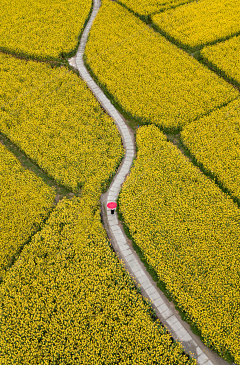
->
68;1;229;364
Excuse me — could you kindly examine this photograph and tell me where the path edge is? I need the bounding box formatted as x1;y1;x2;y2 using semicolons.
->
68;1;229;364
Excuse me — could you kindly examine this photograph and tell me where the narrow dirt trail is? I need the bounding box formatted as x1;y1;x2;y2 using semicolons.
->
68;1;230;364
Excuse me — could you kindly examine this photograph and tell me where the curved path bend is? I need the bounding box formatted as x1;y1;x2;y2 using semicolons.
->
68;1;229;364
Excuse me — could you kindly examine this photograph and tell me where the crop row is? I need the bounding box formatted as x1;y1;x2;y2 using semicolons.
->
152;0;240;50
85;0;238;131
0;193;196;365
117;0;194;16
0;53;124;195
0;0;92;60
0;142;55;281
181;98;240;202
118;125;240;364
200;35;240;86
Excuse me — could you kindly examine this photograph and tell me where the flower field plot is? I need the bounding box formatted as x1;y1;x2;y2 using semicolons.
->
181;98;240;202
119;125;240;364
200;35;240;87
84;0;238;131
0;195;195;365
0;0;92;60
0;143;55;282
152;0;240;51
117;0;194;16
0;53;123;194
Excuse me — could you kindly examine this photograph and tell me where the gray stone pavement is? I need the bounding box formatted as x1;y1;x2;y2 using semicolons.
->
68;0;231;364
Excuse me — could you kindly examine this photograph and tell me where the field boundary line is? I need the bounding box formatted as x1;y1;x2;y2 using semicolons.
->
69;1;229;364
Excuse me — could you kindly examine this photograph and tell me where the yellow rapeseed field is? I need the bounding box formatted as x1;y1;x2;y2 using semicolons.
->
85;0;238;130
181;98;240;201
0;194;196;365
152;0;240;50
0;143;55;281
117;0;193;15
119;125;240;364
200;35;240;85
0;53;124;194
1;0;239;362
0;0;92;59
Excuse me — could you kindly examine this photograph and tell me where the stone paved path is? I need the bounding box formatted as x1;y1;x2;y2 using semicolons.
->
68;1;230;364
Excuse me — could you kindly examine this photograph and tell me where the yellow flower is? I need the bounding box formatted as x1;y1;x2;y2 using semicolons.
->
119;125;240;364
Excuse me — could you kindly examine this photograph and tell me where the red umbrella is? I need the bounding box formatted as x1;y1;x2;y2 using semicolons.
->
107;202;117;209
107;202;117;215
